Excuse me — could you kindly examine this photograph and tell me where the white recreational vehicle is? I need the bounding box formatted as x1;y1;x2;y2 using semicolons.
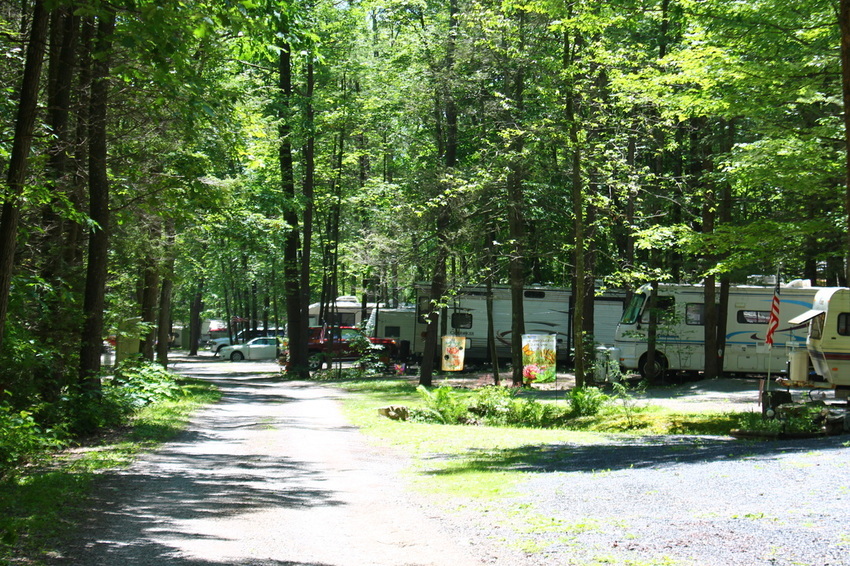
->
307;295;374;327
787;287;850;391
413;284;626;364
368;304;419;361
613;281;820;378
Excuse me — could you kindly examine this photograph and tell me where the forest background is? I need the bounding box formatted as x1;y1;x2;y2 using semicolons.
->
2;0;850;418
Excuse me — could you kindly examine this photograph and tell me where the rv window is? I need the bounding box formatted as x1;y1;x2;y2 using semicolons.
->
811;314;824;340
524;290;546;299
685;303;704;325
620;294;646;325
384;325;401;338
838;313;850;336
640;296;674;324
737;310;770;324
452;312;473;329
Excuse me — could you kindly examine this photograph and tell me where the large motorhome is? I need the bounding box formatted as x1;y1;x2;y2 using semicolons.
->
613;280;821;378
787;287;850;391
413;284;626;363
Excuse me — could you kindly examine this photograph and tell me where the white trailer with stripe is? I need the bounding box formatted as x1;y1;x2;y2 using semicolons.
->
413;284;626;364
613;280;821;378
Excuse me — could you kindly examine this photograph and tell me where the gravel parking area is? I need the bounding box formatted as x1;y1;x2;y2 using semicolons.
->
446;433;850;565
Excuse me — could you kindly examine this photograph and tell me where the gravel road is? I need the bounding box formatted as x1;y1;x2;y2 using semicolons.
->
50;357;850;566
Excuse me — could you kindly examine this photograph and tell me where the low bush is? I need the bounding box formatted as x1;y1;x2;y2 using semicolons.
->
1;357;189;478
565;386;610;417
0;400;66;476
412;385;469;424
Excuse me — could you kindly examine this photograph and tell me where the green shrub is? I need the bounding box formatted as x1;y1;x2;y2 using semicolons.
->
506;397;564;428
468;386;516;424
38;357;186;436
412;385;468;424
107;357;183;409
566;386;610;417
0;399;65;476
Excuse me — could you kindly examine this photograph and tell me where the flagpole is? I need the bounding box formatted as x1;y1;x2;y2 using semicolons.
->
763;267;782;410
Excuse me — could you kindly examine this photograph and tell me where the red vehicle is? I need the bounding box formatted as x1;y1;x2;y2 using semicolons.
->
307;326;398;370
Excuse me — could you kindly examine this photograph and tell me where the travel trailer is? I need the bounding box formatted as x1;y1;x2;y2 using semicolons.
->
413;284;626;364
307;295;375;327
787;287;850;391
367;304;419;361
613;281;821;378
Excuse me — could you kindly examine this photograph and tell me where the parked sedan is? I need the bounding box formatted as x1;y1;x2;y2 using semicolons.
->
220;336;281;361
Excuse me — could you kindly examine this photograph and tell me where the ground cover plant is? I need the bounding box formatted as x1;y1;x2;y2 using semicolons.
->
0;359;220;565
333;376;827;437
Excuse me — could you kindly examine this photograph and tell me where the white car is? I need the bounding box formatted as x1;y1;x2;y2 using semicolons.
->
219;336;281;362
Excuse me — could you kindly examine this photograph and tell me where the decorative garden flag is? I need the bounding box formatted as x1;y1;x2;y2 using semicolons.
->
441;336;466;371
521;334;557;384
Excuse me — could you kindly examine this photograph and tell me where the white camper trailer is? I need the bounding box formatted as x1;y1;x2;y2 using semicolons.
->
307;295;375;327
613;281;820;378
413;284;625;363
787;287;850;389
367;304;419;362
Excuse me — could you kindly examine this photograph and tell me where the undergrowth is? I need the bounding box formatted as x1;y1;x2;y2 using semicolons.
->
0;358;219;564
359;380;827;437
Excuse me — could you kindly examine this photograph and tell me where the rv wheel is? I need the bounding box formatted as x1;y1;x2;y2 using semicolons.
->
638;352;668;383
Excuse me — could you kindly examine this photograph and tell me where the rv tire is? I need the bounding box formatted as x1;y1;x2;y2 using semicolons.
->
638;352;668;383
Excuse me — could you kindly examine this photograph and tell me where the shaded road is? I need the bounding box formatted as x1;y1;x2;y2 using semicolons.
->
51;358;490;566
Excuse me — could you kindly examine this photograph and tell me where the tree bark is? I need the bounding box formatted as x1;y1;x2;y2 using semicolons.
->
300;56;315;360
189;278;204;356
841;0;850;283
79;10;115;386
156;225;176;366
507;12;526;387
419;208;449;386
0;0;50;350
138;242;160;360
279;21;308;378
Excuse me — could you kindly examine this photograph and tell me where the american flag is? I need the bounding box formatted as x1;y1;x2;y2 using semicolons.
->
765;281;780;346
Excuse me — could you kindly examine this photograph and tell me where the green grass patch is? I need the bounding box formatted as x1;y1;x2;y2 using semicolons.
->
328;376;795;562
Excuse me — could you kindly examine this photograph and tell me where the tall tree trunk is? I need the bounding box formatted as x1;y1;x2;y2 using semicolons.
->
156;225;175;366
508;12;526;387
840;0;850;284
278;22;308;378
0;0;50;350
300;57;315;352
420;0;459;386
79;10;115;386
419;209;449;387
42;6;78;280
486;230;500;385
138;230;160;360
716;120;735;376
189;277;204;356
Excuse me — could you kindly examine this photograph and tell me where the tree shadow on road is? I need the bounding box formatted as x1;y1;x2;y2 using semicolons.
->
421;434;850;475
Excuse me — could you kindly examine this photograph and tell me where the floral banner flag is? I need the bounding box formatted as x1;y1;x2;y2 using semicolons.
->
521;334;557;384
441;336;467;371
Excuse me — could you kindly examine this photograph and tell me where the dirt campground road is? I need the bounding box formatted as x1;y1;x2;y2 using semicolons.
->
49;355;850;566
50;356;499;566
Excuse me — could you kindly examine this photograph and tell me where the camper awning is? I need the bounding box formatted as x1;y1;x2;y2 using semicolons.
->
788;309;825;325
